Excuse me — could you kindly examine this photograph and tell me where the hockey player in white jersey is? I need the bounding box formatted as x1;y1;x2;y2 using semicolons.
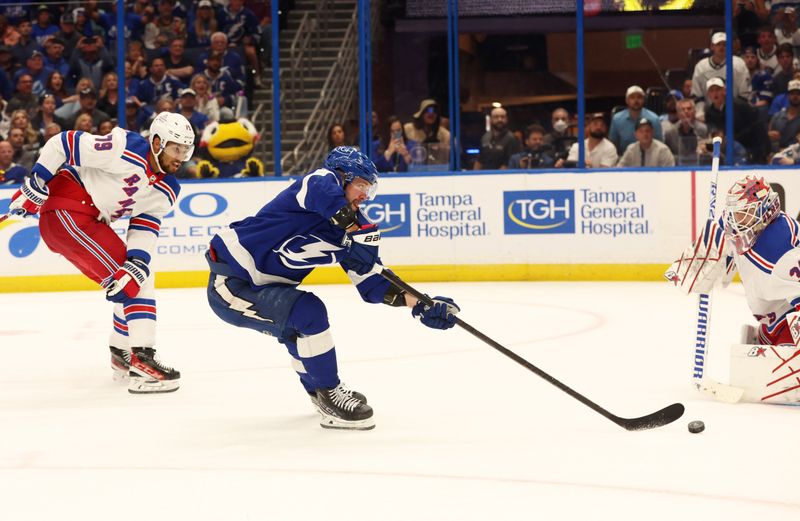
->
206;146;461;430
5;112;195;394
666;175;800;403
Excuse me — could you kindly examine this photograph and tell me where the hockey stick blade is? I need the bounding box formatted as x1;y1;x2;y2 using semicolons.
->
381;269;685;431
0;214;8;223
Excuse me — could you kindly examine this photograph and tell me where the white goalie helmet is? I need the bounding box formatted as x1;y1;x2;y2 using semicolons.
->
723;175;780;254
148;112;195;170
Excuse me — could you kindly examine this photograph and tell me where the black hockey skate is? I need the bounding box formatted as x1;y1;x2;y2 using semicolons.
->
109;346;131;382
128;347;181;394
315;383;374;430
308;383;367;409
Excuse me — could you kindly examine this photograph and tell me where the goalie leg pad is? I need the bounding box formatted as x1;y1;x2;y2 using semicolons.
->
730;344;800;404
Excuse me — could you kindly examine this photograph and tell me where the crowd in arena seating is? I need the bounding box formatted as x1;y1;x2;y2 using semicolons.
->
0;0;269;184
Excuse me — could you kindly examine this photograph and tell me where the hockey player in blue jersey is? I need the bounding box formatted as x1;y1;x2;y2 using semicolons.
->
206;146;460;430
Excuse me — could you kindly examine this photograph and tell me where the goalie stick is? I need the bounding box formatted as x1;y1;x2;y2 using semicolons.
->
692;137;744;404
381;269;685;432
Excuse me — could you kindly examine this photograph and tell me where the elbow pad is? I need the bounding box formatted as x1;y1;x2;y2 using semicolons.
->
330;204;358;230
383;285;406;307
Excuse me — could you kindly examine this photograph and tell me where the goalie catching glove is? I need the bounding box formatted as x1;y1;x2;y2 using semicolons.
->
8;174;48;218
106;258;150;303
412;296;460;330
665;218;736;294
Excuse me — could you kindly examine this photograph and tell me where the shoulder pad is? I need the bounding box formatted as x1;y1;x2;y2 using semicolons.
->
153;175;181;206
751;214;799;265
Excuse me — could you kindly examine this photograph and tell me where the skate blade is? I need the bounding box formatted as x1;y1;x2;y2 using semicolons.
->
318;412;375;431
128;375;180;394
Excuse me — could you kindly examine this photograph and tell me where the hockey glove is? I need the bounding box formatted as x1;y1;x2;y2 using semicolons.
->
342;224;380;276
664;218;736;294
106;258;150;303
412;296;460;330
8;175;48;218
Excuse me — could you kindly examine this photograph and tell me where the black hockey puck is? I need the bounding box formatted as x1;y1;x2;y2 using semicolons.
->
688;420;705;433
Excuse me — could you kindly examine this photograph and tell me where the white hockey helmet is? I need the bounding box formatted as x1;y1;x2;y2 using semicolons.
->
148;112;195;170
723;175;780;254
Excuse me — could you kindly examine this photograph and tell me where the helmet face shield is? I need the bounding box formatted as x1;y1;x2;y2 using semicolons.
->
163;142;194;162
350;177;377;200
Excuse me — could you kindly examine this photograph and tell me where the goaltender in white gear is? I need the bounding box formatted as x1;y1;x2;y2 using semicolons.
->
666;175;800;404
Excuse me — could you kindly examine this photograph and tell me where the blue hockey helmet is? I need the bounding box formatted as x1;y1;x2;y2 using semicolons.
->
324;146;379;199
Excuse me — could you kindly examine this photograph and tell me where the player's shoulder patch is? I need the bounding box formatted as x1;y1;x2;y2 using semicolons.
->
751;214;798;266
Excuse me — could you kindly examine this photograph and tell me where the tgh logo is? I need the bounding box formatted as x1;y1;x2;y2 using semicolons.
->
361;194;411;237
503;190;575;234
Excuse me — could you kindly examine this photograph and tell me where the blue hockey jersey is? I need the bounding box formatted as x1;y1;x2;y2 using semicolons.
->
210;168;391;303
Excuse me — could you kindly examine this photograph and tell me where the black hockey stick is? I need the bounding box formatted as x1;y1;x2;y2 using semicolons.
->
381;270;685;431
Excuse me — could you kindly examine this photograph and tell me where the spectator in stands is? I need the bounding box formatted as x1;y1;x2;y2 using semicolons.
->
220;0;262;86
143;0;187;50
768;79;800;150
73;8;106;42
0;140;27;184
5;74;38;120
659;90;683;135
558;112;618;168
97;118;113;136
8;127;36;171
542;107;575;163
771;43;796;97
140;97;175;136
73;112;94;132
97;72;120;118
32;5;58;47
327;122;347;150
508;124;554;169
190;73;220;122
98;0;145;51
755;25;778;72
681;78;693;100
55;12;80;57
704;77;768;163
133;0;156;19
55;77;94;121
14;50;53;97
774;6;800;49
609;85;662;154
0;45;16;80
42;121;60;142
0;15;19;47
189;0;218;48
474;107;520;170
31;93;66;141
664;98;708;166
12;19;37;65
67;35;115;91
177;88;208;136
373;116;414;172
743;45;774;123
44;71;71;107
137;57;184;106
124;96;146;132
164;38;194;85
9;108;39;147
198;32;246;87
403;98;450;158
771;128;800;164
691;32;750;101
698;129;748;165
617;118;675;167
203;52;240;109
734;1;769;50
67;87;110;132
126;40;148;81
43;36;69;78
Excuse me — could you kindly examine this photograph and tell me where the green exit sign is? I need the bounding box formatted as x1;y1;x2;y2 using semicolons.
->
626;34;643;49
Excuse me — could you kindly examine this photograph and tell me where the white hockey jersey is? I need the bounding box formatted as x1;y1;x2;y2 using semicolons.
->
33;128;181;262
734;212;800;335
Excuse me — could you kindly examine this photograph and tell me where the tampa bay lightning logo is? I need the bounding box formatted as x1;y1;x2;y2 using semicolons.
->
272;234;343;269
0;197;41;258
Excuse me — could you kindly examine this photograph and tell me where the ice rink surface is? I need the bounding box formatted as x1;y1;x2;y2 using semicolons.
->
1;281;799;520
